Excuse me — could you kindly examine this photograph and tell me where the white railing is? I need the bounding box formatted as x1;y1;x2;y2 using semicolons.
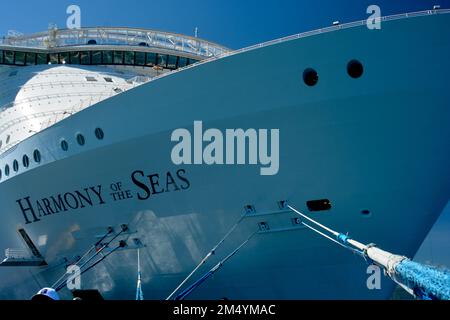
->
5;248;30;259
148;8;450;83
0;27;230;58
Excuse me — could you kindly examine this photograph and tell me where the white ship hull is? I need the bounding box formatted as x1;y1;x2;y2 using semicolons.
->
0;11;449;299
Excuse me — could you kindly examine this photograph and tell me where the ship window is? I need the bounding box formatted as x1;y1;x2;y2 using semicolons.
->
33;149;41;163
0;140;2;148
61;139;69;151
59;52;69;64
4;51;14;64
26;52;37;65
81;51;91;65
92;51;102;64
113;87;123;94
86;76;97;82
76;134;86;146
124;51;135;65
145;52;156;66
167;55;178;69
178;57;187;68
306;199;331;212
157;54;167;67
113;51;124;64
347;60;364;78
104;77;113;83
49;53;59;64
0;50;3;64
5;165;10;176
87;39;97;45
95;128;104;140
37;53;48;65
6;135;10;144
70;51;80;64
103;51;113;64
303;68;319;86
13;160;19;172
15;52;26;66
23;155;30;168
135;52;145;66
0;169;2;179
187;58;198;65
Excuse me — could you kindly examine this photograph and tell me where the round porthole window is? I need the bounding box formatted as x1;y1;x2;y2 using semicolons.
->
95;128;104;140
76;134;85;146
23;155;30;168
347;60;364;78
33;149;41;163
61;139;69;151
13;160;19;172
303;68;319;86
5;164;10;176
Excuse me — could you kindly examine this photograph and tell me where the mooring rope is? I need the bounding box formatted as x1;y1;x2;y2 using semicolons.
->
175;230;258;300
166;216;245;300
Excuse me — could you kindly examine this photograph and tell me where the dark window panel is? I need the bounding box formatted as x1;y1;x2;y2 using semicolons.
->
145;52;156;66
91;51;102;64
49;53;59;64
135;52;145;65
113;51;124;64
70;51;80;64
36;53;48;65
4;51;14;65
0;50;3;64
26;52;36;65
178;57;187;68
167;55;177;69
80;51;90;65
15;52;26;66
59;52;69;64
103;51;113;64
124;51;134;65
157;54;167;67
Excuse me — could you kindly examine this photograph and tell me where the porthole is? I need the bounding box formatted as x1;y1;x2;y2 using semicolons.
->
76;134;85;146
5;165;10;176
361;209;371;217
23;155;30;168
33;149;41;163
95;128;104;140
13;160;19;172
347;60;364;78
303;68;319;86
61;139;69;151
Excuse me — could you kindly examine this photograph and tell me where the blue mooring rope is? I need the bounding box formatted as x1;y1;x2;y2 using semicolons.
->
395;260;450;300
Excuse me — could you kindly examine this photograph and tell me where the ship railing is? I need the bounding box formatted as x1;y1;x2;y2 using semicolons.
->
5;248;31;260
148;8;450;83
0;27;230;58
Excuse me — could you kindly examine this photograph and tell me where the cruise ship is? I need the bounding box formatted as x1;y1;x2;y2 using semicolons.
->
0;9;449;300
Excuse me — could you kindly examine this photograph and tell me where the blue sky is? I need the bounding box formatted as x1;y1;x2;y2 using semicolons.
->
1;0;450;48
1;0;449;266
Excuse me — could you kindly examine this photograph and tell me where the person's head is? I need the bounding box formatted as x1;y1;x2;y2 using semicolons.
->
31;288;60;301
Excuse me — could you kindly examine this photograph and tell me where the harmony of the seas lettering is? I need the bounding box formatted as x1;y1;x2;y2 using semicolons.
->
16;168;191;224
